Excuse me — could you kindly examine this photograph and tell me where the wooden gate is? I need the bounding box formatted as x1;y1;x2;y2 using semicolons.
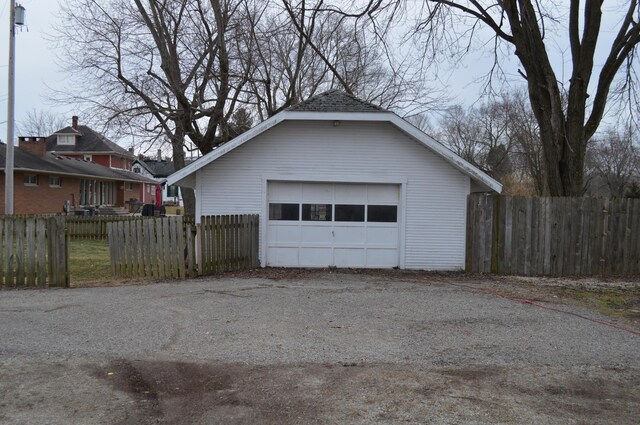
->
198;214;259;274
107;216;196;279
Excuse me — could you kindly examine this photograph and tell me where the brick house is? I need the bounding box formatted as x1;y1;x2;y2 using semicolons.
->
0;140;157;215
18;115;158;204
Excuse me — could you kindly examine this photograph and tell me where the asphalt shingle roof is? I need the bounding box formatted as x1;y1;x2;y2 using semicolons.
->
140;160;176;177
134;158;198;178
46;125;133;156
287;90;387;113
0;144;156;184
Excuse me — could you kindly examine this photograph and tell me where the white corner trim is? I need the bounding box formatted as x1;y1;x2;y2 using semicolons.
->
166;110;502;193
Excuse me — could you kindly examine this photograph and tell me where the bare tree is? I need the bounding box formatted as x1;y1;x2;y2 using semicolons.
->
437;99;513;181
17;110;67;137
279;0;443;116
505;91;546;195
585;129;639;197
318;1;640;196
55;0;259;215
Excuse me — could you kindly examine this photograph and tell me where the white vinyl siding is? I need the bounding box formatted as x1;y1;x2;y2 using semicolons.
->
196;120;470;270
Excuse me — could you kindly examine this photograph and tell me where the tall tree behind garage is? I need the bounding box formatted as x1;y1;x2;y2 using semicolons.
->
55;0;252;215
319;0;640;196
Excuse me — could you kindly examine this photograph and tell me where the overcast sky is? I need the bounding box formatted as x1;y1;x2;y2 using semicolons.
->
0;0;629;146
0;0;73;139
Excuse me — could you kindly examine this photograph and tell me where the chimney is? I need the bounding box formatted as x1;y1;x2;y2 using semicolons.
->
19;137;47;157
72;115;79;130
157;149;162;161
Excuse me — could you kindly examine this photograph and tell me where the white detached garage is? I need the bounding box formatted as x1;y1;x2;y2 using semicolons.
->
167;90;501;270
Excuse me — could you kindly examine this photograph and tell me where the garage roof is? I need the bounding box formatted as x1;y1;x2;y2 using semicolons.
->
287;90;387;113
167;91;502;193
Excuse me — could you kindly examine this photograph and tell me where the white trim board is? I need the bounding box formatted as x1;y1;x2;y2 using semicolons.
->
167;111;502;193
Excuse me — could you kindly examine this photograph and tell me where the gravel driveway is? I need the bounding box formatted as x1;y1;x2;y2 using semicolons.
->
1;272;638;424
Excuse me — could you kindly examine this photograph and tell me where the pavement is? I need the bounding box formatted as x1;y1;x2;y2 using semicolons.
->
0;272;639;424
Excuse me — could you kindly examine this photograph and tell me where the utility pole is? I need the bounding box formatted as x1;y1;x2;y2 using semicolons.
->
4;3;25;215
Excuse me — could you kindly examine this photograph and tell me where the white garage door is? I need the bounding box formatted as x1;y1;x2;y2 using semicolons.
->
267;182;400;268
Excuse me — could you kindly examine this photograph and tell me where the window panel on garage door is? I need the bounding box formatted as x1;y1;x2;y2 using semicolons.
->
367;205;398;222
302;204;332;221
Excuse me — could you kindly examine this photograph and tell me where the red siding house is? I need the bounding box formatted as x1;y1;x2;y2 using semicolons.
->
45;116;135;171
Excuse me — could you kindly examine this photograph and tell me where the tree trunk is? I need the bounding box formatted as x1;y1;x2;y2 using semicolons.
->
170;127;196;217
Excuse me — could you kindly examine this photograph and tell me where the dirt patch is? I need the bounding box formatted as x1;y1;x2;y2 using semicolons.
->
486;279;640;326
75;360;640;425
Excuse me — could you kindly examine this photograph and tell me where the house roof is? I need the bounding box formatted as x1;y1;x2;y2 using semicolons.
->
138;160;175;177
287;89;387;113
167;91;502;193
54;126;81;135
46;125;133;157
133;158;197;178
0;143;156;184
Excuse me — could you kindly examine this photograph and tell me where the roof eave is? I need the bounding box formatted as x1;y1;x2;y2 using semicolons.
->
167;110;502;193
0;167;154;184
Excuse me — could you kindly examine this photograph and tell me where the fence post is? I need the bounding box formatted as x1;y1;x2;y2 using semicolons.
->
491;194;500;274
46;217;67;287
196;220;203;276
600;198;610;276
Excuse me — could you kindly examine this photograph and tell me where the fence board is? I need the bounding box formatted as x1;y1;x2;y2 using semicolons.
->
25;218;37;285
5;220;15;286
36;219;46;287
14;219;25;286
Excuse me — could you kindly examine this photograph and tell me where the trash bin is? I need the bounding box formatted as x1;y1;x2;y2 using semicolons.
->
141;204;155;217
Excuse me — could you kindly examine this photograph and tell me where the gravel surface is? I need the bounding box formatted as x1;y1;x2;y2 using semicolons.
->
1;272;639;424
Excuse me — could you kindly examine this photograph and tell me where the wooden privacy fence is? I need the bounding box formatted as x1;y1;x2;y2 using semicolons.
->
198;214;260;274
0;216;69;287
108;216;196;279
467;194;640;276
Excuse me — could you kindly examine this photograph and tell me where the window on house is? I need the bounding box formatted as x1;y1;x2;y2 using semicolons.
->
269;203;299;221
49;176;61;187
302;204;332;221
57;135;75;145
23;174;39;186
84;155;92;161
126;182;134;190
335;204;365;222
367;205;398;223
133;166;141;174
167;185;178;197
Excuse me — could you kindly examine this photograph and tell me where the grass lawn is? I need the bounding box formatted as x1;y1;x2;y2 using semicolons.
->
164;205;183;215
69;239;112;284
